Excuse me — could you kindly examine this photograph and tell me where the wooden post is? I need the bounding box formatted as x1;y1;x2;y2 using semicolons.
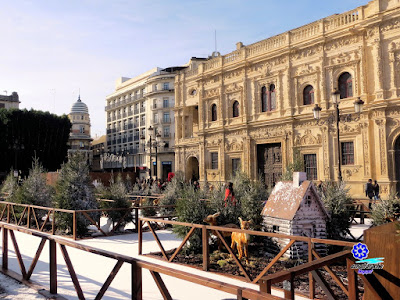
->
51;209;55;235
2;228;8;270
134;208;139;233
138;219;142;255
308;239;315;299
49;240;57;294
131;261;142;300
73;211;77;240
347;258;357;300
7;204;10;223
202;226;209;271
27;206;31;229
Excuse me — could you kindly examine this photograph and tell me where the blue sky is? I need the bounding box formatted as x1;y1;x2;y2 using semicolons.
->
1;0;365;137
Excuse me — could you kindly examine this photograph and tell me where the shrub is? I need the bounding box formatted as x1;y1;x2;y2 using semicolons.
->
281;150;304;181
14;158;53;218
173;185;211;252
100;174;133;228
54;152;99;236
159;171;185;215
320;181;353;239
1;169;19;200
371;193;400;226
15;158;53;207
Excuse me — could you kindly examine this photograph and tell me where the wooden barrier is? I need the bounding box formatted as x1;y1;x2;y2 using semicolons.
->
139;216;357;299
0;222;280;300
0;201;175;240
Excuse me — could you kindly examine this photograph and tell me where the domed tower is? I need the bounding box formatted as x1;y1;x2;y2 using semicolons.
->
68;96;93;160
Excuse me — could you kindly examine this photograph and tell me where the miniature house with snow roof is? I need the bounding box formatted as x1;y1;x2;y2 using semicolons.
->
261;172;328;258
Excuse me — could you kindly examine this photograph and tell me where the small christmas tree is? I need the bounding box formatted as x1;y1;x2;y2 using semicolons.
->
1;169;19;200
15;158;52;207
100;174;133;228
54;152;99;236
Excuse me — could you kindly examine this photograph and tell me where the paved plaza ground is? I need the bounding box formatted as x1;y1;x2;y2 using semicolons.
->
0;218;370;299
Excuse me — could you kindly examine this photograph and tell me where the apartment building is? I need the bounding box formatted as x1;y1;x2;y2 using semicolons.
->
105;67;182;180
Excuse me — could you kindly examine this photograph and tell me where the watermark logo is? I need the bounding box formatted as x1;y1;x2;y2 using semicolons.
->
351;242;384;275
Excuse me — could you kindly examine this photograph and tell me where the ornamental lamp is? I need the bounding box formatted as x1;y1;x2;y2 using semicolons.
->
354;97;364;114
332;88;340;104
312;104;322;120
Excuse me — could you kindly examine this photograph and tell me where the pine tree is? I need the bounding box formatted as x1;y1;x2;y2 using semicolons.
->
100;174;133;228
15;158;52;206
1;169;19;200
54;152;99;236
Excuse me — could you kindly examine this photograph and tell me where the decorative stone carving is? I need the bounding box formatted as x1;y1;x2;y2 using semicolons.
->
325;36;359;51
225;83;243;94
343;166;361;180
225;139;244;152
380;18;400;33
206;169;220;181
329;51;360;65
224;69;243;80
294;130;322;146
204;88;220;99
184;147;199;161
291;45;323;60
250;125;286;139
339;123;361;134
294;64;319;77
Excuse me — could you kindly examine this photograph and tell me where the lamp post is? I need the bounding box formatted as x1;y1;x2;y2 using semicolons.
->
154;132;161;180
141;126;154;179
140;126;164;180
312;89;364;183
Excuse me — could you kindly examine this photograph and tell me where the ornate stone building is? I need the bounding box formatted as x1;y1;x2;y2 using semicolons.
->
0;92;20;109
175;0;400;198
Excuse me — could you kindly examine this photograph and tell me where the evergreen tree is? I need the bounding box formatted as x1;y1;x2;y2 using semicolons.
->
370;193;400;225
100;174;133;227
15;158;53;207
1;169;19;200
320;181;353;239
54;152;99;236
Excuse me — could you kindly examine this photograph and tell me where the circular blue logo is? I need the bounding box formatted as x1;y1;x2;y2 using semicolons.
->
352;242;369;260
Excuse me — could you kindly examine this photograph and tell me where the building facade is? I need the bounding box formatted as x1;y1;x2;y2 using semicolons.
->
91;135;106;171
0;92;20;109
68;96;93;161
105;67;181;180
175;0;400;199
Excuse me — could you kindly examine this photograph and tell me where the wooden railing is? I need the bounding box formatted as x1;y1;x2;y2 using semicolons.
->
138;217;357;299
0;222;280;300
0;201;175;240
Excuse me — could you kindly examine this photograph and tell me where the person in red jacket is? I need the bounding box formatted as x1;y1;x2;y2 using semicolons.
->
224;182;236;207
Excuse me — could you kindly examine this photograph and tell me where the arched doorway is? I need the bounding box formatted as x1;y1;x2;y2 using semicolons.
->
186;156;199;182
395;136;400;193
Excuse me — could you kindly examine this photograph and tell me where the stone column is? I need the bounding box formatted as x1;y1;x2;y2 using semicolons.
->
375;119;389;178
361;121;371;179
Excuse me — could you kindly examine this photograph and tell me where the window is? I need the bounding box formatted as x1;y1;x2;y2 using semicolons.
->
272;225;279;233
261;86;267;112
232;158;241;175
163;112;170;123
338;72;353;99
211;104;217;121
211;153;218;169
341;142;354;165
163;98;169;108
269;84;276;111
153;113;158;123
163;82;169;90
190;89;197;96
164;126;170;137
303;85;314;105
153;100;157;109
153;84;157;91
232;101;239;117
80;126;85;133
304;154;317;180
261;84;276;112
305;195;312;207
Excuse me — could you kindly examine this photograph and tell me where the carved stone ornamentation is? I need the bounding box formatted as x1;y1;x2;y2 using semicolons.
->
250;125;286;139
343;166;361;180
380;17;400;33
225;83;243;94
294;129;322;146
225;138;244;152
325;36;359;51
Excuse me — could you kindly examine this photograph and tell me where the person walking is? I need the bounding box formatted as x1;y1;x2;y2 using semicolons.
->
365;179;374;209
224;182;236;207
373;180;380;204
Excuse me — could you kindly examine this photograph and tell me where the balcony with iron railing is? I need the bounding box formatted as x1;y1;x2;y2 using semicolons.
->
161;118;171;124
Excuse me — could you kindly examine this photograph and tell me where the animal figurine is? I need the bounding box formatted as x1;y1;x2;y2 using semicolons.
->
203;212;239;250
231;217;252;264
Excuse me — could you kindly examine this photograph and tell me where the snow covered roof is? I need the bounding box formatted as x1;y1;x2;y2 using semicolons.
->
261;180;328;221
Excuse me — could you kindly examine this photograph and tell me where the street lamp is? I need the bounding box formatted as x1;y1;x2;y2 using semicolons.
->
312;89;364;183
141;126;154;179
140;126;164;180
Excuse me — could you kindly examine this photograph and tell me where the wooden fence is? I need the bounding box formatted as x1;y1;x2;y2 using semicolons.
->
138;216;359;300
0;201;174;240
0;222;278;300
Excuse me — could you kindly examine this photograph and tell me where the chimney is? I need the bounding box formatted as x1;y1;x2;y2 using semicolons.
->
293;172;307;187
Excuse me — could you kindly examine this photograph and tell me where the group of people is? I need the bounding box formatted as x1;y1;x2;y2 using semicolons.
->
365;179;380;209
135;177;168;191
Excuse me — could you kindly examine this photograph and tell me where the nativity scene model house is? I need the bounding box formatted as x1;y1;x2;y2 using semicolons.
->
261;172;328;258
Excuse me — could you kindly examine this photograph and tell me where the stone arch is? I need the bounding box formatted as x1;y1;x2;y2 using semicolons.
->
186;156;199;182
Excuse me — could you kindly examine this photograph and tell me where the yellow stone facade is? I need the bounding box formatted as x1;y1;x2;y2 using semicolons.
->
174;0;400;199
